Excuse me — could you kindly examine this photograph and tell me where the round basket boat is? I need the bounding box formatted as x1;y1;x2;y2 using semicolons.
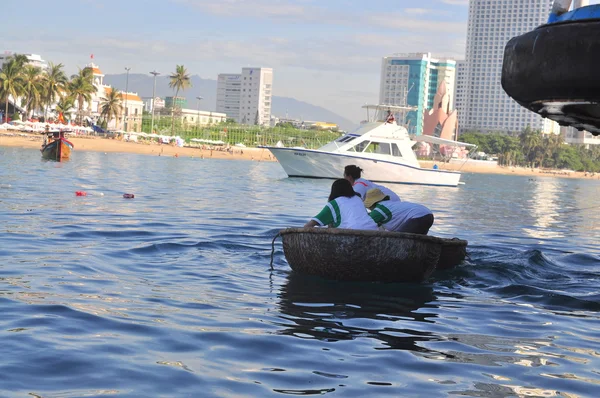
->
279;228;467;283
437;238;469;270
502;8;600;136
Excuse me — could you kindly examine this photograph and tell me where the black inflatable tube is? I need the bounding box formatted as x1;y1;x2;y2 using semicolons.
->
502;20;600;135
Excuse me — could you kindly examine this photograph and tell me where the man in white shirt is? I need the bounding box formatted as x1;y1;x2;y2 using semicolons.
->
343;165;401;202
363;188;434;235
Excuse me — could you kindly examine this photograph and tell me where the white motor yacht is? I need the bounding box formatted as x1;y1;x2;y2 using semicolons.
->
264;105;476;187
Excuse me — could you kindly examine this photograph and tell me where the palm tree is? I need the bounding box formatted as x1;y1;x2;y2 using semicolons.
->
55;96;76;116
546;132;565;168
69;67;97;125
519;127;541;167
0;59;25;122
42;62;68;121
99;87;123;130
11;54;30;67
168;65;192;136
21;65;44;120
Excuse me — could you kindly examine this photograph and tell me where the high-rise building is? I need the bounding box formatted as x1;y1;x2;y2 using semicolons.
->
454;60;467;131
379;53;456;135
459;0;559;134
216;74;242;122
216;67;273;125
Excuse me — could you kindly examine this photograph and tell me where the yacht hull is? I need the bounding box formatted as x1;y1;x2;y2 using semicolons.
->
265;147;462;187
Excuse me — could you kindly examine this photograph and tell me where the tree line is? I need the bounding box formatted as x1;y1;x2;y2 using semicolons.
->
0;54;100;124
459;127;600;172
0;54;192;136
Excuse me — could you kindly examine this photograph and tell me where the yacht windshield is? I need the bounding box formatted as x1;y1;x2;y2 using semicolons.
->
336;135;357;144
349;141;370;152
364;141;391;155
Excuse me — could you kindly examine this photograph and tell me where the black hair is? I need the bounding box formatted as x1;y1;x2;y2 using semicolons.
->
344;165;363;180
328;179;358;202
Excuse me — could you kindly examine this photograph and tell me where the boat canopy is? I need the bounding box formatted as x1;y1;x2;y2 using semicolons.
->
413;134;477;148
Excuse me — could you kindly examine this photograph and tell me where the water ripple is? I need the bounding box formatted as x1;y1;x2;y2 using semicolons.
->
1;148;599;396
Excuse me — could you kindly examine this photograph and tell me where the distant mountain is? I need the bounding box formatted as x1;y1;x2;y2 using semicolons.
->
103;74;355;130
270;97;355;130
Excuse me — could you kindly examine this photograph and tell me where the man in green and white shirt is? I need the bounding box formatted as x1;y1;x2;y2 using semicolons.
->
364;189;434;235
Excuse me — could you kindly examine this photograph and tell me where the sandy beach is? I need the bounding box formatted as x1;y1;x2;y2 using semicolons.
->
420;160;600;180
1;132;598;180
0;133;276;162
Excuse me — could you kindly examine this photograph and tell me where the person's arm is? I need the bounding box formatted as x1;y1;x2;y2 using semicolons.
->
305;203;335;228
304;219;319;228
369;204;392;226
369;208;386;226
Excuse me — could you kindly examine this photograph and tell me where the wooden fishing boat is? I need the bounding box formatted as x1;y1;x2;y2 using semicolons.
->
41;131;74;161
279;227;467;283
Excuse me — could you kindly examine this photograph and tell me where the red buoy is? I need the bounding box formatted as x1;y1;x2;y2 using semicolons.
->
123;193;135;199
76;191;87;196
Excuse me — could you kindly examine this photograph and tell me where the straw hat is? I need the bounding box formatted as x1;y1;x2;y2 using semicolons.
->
364;188;387;208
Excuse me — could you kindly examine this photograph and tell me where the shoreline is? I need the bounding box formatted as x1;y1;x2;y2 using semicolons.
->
0;132;276;162
419;160;599;180
1;132;598;180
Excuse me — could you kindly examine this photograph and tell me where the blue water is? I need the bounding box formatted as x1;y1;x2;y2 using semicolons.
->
1;146;599;397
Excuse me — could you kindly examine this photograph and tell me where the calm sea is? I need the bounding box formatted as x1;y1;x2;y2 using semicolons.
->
1;146;599;397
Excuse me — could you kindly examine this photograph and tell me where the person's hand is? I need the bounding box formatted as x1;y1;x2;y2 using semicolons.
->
304;220;318;228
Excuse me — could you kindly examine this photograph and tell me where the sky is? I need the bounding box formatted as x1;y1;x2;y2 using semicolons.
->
3;0;597;123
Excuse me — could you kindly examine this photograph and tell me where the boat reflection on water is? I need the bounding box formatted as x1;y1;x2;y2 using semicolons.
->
275;272;440;351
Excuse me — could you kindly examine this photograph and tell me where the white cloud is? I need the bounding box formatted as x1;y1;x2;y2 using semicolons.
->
441;0;468;5
404;8;431;15
367;14;466;34
171;0;314;19
172;0;466;35
5;0;472;122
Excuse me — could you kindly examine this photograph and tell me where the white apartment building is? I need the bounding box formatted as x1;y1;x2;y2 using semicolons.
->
216;67;273;125
216;74;242;122
379;53;456;135
460;0;559;134
454;60;467;128
561;126;600;147
0;52;49;70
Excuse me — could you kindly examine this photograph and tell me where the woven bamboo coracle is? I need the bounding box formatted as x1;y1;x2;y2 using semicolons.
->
437;238;468;270
280;228;466;282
